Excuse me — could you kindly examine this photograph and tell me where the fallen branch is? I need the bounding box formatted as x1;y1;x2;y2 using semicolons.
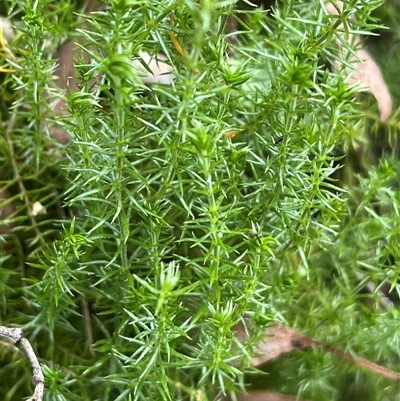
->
0;326;45;401
236;323;400;382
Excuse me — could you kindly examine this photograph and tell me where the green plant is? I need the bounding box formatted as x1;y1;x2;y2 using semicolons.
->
1;0;399;400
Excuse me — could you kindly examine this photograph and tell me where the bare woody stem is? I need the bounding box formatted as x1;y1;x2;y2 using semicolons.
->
0;326;45;401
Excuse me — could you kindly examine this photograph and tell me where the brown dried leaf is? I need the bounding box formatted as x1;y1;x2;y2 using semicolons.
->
326;1;392;122
346;48;392;122
49;2;104;144
0;17;14;43
235;322;400;382
134;51;175;85
48;1;174;144
235;324;315;366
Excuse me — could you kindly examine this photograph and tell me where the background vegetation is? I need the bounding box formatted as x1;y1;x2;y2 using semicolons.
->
1;0;399;400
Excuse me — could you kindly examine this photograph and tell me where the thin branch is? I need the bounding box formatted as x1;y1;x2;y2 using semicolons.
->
81;295;95;355
325;345;400;382
0;326;45;401
238;323;400;382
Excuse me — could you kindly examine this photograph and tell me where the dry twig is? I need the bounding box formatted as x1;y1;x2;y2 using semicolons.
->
236;323;400;382
0;326;45;401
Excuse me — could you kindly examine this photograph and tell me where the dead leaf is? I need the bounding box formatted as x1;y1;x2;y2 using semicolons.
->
234;323;314;366
0;17;14;43
346;48;392;122
47;1;175;144
235;322;400;382
48;1;104;144
326;1;392;122
134;51;175;86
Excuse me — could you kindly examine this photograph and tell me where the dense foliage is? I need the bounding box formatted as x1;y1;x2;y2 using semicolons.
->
1;0;399;400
